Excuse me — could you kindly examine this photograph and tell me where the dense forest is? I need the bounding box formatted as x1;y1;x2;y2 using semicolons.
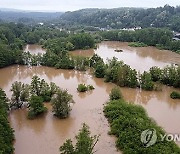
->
60;5;180;31
1;5;180;32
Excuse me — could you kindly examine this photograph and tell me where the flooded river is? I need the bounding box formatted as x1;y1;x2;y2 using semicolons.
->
71;41;180;72
0;42;180;154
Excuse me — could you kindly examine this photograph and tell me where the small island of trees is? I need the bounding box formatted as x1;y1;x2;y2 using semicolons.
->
10;75;74;119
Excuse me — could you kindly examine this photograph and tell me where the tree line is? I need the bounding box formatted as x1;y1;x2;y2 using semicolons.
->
21;48;180;91
0;89;14;154
0;22;95;68
60;5;180;32
100;28;180;53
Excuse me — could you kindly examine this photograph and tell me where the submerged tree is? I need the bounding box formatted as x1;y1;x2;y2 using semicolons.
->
31;75;58;101
11;81;30;109
94;62;106;78
60;123;99;154
51;89;73;118
28;95;47;119
31;75;41;96
140;71;154;91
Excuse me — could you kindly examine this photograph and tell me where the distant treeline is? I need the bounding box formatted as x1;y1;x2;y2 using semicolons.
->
0;10;62;24
60;5;180;31
1;5;180;32
100;28;180;53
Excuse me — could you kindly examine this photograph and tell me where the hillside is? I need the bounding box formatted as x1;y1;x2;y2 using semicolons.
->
60;5;180;31
0;9;63;23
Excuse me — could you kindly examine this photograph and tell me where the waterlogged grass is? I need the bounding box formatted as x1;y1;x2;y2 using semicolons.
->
128;42;148;47
104;99;180;154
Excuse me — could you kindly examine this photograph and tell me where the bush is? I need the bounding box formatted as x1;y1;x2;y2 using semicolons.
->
77;84;88;92
77;84;95;92
109;87;123;100
87;85;95;90
28;96;47;119
170;91;180;99
104;99;180;154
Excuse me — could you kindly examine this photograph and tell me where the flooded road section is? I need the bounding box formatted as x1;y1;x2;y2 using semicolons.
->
0;42;180;154
71;41;180;72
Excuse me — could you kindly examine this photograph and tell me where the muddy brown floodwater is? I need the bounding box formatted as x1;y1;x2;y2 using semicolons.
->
71;41;180;73
0;42;180;154
24;44;46;55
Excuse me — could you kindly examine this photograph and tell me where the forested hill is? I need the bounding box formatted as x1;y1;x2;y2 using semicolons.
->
60;5;180;31
0;9;63;23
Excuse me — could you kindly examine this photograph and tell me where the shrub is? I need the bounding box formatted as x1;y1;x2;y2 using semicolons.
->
77;84;88;92
109;87;123;100
87;85;95;90
170;91;180;99
77;84;95;92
